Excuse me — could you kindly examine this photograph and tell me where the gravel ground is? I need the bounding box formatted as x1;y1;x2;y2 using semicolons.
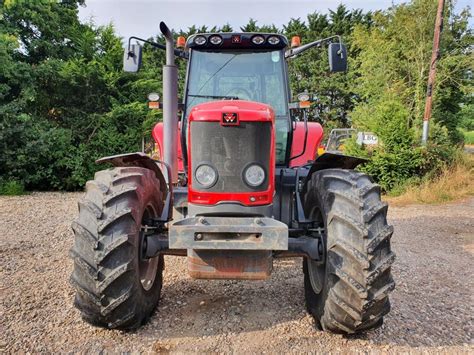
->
1;192;473;353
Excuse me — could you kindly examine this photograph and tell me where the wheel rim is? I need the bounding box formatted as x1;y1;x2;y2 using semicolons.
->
308;259;325;293
307;206;326;294
139;205;159;291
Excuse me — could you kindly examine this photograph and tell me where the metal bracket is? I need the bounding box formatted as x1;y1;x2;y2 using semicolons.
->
152;159;173;222
293;166;314;225
285;35;343;59
169;216;288;250
127;36;188;60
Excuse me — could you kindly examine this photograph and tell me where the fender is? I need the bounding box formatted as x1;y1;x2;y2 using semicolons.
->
96;152;172;222
303;152;367;185
289;121;324;168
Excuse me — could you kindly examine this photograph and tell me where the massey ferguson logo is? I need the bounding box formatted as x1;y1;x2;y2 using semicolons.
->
222;112;239;125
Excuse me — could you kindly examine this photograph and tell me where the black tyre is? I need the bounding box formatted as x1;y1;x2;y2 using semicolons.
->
302;169;395;334
70;166;166;329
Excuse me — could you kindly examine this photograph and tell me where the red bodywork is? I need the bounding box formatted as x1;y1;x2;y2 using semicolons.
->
152;102;324;204
187;100;275;206
152;124;185;171
289;122;324;167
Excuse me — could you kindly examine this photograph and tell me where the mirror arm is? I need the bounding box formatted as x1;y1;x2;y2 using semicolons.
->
126;36;188;60
285;35;343;59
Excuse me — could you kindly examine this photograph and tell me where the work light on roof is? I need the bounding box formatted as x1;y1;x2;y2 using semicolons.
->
251;35;265;45
194;35;207;45
267;36;280;45
209;35;223;45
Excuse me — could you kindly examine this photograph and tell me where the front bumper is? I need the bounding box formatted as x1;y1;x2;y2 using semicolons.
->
169;216;288;250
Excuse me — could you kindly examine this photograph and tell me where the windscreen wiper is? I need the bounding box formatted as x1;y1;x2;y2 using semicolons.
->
188;94;239;100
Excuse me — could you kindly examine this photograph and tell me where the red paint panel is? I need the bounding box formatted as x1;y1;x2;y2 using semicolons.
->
152;122;184;172
189;100;274;122
289;122;324;168
188;249;272;280
188;100;275;206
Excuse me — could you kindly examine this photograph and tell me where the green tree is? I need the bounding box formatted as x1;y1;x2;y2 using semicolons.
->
286;5;372;129
346;0;471;190
1;1;155;190
0;0;471;193
351;0;472;140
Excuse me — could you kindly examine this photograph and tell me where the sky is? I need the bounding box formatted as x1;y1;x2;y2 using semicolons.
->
78;0;472;39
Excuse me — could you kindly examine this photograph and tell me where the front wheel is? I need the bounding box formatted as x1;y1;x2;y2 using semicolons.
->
69;166;166;329
302;169;395;334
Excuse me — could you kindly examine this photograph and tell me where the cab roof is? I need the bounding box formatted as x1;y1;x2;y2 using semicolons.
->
186;33;288;50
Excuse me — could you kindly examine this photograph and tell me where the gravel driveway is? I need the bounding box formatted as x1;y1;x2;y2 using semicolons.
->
1;193;473;353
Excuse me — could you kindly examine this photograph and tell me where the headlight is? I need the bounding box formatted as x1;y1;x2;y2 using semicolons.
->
194;35;207;45
195;164;218;188
243;164;265;187
251;35;265;45
267;36;280;45
209;35;223;45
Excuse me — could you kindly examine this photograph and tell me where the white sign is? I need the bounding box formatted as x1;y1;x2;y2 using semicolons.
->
357;132;379;146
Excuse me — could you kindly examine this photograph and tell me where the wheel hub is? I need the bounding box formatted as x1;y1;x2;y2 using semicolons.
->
138;206;160;291
307;227;326;294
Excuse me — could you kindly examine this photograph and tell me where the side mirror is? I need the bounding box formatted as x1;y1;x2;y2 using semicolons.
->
123;44;142;72
328;42;347;72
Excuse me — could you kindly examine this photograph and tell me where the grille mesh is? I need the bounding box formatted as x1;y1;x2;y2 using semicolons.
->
191;121;271;192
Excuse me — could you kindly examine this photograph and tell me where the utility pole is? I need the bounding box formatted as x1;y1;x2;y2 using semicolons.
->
422;0;445;145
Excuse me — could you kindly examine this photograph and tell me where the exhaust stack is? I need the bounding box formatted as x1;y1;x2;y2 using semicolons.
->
160;22;178;183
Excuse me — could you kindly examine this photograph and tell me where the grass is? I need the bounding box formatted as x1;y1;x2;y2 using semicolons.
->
461;129;474;145
386;153;474;206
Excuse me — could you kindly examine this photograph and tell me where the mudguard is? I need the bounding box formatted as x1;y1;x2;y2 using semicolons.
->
96;152;172;221
304;152;367;184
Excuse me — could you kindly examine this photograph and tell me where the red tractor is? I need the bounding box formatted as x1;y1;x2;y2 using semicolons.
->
70;22;395;334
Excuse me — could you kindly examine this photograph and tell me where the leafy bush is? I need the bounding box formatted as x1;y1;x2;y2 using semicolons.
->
0;179;25;195
346;99;458;191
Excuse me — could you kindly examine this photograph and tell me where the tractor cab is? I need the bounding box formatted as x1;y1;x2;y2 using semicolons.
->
183;33;291;165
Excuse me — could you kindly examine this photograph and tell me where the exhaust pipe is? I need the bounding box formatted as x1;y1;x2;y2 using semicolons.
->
160;21;178;183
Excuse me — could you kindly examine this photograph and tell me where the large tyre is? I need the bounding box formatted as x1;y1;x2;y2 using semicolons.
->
69;166;166;329
302;169;395;334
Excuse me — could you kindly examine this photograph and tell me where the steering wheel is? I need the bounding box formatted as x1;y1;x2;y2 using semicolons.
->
224;88;253;101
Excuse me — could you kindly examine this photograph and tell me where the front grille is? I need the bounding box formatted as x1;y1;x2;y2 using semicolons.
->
190;121;271;192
